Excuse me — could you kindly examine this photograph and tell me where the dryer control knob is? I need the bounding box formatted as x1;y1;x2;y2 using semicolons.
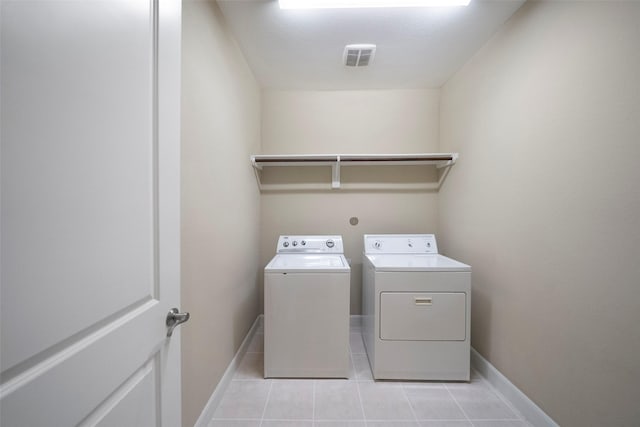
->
301;240;306;246
374;241;382;249
292;241;298;246
326;239;335;248
283;241;289;247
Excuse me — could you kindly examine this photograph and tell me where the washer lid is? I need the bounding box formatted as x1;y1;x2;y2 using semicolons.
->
265;254;351;273
366;254;470;272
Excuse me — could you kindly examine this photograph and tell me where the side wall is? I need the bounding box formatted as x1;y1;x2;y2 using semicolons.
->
181;2;261;426
261;89;440;314
439;2;640;425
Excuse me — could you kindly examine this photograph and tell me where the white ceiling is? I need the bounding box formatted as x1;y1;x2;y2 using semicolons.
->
216;0;525;90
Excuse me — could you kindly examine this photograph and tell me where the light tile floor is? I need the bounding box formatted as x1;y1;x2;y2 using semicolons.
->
209;324;531;427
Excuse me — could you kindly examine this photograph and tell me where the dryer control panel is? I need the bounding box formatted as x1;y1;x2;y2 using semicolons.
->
364;234;438;254
277;235;345;254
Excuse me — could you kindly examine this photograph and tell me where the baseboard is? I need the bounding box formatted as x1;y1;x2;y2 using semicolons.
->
193;314;263;427
350;314;362;329
471;347;558;427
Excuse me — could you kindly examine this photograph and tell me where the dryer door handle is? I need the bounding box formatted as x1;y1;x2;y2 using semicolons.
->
414;297;433;306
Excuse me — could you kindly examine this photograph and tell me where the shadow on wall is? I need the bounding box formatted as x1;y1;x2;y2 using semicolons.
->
258;164;448;191
470;285;493;357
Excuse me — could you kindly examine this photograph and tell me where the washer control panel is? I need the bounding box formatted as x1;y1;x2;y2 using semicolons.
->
277;235;344;254
364;234;438;254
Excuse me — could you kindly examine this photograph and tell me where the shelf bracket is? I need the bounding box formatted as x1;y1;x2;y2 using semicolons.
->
436;152;458;169
332;156;341;189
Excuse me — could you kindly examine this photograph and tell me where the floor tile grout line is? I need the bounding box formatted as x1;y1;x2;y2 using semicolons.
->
444;382;472;423
257;379;274;427
350;340;368;424
400;383;420;424
312;379;316;422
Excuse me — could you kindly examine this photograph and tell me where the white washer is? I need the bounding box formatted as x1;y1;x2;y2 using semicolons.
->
264;235;350;378
362;234;471;381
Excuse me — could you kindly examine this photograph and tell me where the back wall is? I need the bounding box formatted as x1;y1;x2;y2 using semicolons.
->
260;89;441;314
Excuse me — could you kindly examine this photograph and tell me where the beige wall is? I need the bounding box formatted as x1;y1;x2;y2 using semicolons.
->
261;89;440;313
439;2;640;426
181;2;261;426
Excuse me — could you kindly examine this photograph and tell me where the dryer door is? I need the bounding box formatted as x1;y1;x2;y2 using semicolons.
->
380;292;466;341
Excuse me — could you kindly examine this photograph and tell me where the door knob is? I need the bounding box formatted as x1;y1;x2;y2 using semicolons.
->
166;308;190;337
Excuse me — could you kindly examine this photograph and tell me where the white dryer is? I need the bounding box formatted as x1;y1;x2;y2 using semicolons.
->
264;235;350;378
362;234;471;381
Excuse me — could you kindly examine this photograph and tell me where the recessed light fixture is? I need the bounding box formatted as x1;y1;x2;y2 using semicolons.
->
279;0;470;9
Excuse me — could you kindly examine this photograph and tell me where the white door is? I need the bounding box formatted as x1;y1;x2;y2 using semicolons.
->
1;0;183;425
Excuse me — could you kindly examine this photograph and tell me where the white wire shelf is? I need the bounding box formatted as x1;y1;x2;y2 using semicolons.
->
250;153;458;190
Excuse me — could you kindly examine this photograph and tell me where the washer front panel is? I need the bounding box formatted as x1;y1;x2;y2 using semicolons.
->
264;271;350;378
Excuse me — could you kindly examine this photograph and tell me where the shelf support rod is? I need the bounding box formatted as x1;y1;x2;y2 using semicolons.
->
332;156;341;189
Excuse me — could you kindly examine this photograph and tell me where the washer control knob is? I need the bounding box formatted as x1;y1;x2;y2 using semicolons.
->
283;241;289;247
326;239;335;248
292;241;298;247
301;240;306;246
374;241;382;249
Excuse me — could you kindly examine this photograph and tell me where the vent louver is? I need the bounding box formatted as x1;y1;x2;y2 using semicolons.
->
343;44;376;67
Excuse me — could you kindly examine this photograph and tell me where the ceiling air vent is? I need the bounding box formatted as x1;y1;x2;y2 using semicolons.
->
343;44;376;67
